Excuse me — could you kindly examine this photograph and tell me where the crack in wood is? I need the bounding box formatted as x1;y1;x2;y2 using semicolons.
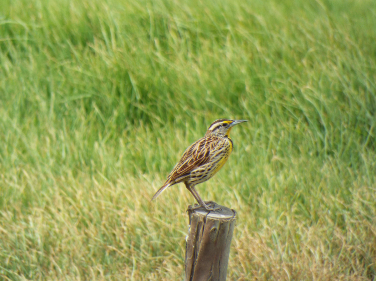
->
185;202;236;281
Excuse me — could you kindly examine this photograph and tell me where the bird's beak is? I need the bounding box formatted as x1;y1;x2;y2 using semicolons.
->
229;120;248;127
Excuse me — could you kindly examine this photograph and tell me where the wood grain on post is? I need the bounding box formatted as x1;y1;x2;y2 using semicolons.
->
185;202;237;281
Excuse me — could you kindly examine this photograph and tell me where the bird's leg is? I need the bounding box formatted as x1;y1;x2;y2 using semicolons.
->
186;184;220;211
185;184;207;208
190;187;221;210
185;183;211;210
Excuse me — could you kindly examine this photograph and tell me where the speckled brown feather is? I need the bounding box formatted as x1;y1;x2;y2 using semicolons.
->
165;136;219;184
151;136;221;200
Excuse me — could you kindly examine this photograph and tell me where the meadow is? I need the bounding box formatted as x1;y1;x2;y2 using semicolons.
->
1;0;376;279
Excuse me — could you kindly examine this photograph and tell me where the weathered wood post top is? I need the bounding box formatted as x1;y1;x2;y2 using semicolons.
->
185;202;237;281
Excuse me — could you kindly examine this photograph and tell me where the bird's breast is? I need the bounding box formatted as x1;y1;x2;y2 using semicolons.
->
210;138;233;173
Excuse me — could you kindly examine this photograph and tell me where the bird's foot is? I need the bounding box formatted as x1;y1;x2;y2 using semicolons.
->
191;201;222;211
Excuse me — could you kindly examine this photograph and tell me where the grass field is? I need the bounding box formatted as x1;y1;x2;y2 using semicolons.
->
1;0;376;279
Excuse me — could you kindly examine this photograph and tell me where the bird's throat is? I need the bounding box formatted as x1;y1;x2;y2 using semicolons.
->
225;127;233;137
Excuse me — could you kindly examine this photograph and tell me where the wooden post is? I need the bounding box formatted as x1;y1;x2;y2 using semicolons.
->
185;202;237;281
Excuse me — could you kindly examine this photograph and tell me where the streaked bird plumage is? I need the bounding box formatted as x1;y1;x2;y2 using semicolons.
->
152;119;247;210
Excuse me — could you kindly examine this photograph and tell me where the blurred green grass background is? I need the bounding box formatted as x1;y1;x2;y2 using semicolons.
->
1;0;375;279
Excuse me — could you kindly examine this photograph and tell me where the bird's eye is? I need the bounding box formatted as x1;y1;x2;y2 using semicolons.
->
222;124;227;127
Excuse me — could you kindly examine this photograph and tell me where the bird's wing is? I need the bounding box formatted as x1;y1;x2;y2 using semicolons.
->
165;136;218;184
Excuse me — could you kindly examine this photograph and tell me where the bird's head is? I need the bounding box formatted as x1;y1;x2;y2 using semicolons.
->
205;119;247;137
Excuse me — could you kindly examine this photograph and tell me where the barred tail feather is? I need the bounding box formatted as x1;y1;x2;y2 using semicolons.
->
151;183;171;201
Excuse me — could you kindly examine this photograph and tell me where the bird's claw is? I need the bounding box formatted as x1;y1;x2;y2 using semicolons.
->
190;201;222;211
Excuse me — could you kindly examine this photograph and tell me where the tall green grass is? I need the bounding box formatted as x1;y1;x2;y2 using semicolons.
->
1;0;375;279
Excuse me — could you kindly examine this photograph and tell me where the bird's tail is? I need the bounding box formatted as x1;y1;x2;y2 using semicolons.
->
151;183;172;201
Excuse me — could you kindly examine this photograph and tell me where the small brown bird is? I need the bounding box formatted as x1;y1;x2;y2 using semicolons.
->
151;119;247;210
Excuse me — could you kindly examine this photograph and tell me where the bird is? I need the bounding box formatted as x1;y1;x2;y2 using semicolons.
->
151;119;247;210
